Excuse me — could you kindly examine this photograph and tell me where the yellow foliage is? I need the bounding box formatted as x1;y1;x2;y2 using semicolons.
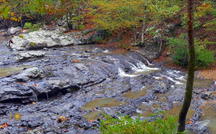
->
88;0;180;32
10;17;21;22
14;113;22;120
196;3;214;17
0;0;6;2
57;116;69;123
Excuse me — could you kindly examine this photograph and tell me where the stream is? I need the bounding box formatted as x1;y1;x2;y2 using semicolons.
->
0;29;215;134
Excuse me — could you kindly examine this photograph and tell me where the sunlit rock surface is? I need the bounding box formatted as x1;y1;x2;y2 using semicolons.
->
10;30;82;50
15;51;46;61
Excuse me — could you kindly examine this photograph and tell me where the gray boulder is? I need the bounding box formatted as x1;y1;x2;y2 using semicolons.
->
0;86;33;102
7;27;22;35
10;30;82;50
15;50;46;61
14;67;43;82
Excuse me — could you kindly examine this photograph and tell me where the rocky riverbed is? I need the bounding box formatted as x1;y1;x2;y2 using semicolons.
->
0;28;215;134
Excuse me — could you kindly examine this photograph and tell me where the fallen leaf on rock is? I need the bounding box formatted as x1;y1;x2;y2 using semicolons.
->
0;123;9;129
14;113;22;120
32;83;39;87
186;120;193;124
57;116;68;123
16;82;26;85
71;59;81;63
88;120;97;123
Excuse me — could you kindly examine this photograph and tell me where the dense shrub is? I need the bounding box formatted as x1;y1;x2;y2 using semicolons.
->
23;22;41;31
88;0;181;32
168;36;215;67
0;0;87;29
100;115;178;134
196;45;215;67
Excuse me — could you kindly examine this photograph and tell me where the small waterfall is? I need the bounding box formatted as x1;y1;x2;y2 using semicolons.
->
118;61;159;77
131;61;159;72
176;76;185;81
118;68;138;77
103;50;109;53
153;76;162;80
160;74;184;85
145;58;153;66
164;70;186;84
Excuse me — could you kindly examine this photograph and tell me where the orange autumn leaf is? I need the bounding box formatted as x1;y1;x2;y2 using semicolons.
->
71;59;81;63
32;84;39;87
0;123;9;129
186;120;193;124
57;116;69;123
88;120;97;123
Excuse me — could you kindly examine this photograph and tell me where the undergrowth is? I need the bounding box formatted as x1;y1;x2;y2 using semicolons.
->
100;114;178;134
23;22;42;31
168;35;215;67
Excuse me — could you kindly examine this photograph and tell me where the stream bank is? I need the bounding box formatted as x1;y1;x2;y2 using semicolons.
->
0;28;215;134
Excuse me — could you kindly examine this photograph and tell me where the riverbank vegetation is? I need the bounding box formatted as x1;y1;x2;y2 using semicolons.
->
1;0;215;68
100;114;178;134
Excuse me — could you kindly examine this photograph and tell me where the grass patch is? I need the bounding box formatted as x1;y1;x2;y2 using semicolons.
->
100;114;178;134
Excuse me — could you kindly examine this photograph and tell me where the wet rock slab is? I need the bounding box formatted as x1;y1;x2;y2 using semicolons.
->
15;51;46;61
0;32;215;134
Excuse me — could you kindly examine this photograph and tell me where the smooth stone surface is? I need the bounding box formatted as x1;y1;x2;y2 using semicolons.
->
10;30;82;50
15;51;46;61
7;27;22;35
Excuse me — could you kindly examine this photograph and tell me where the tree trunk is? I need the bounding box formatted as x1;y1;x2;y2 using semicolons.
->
177;0;195;133
141;20;145;44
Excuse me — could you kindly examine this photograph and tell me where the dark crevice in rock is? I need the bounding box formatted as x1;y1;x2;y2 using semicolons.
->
82;78;106;88
33;85;81;101
0;98;29;104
